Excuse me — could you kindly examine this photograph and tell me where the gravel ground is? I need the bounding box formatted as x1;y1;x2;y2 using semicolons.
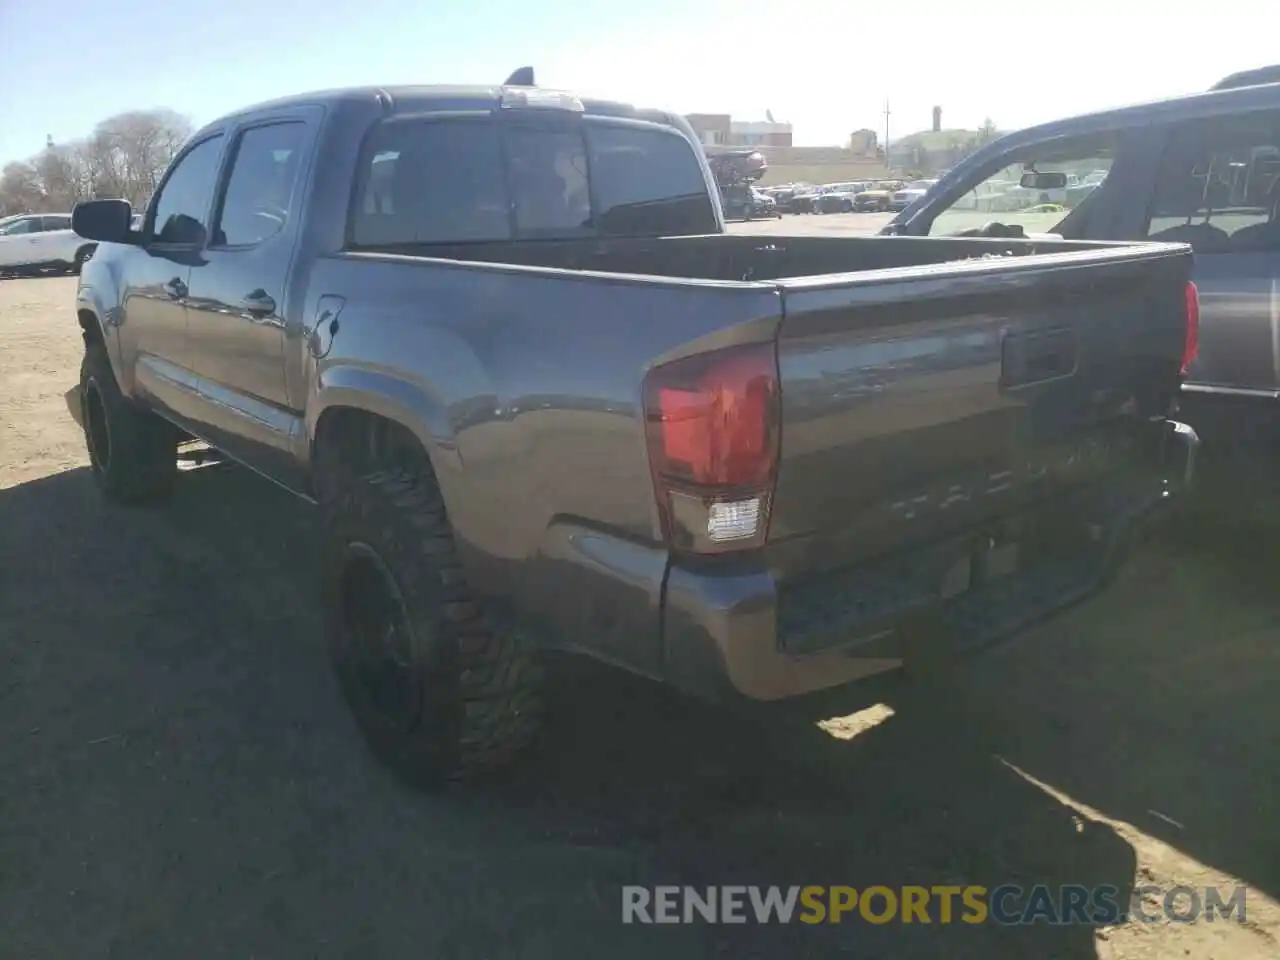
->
2;266;1278;960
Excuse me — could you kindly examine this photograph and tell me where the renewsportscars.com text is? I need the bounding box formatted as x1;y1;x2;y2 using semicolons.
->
621;884;1248;926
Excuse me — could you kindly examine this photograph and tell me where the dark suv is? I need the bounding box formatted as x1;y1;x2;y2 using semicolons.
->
882;71;1280;442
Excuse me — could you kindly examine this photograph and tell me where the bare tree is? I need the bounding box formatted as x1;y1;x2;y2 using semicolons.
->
0;108;192;216
0;161;43;216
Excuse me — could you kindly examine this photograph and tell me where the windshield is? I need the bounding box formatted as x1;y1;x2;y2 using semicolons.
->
925;134;1118;236
350;116;717;245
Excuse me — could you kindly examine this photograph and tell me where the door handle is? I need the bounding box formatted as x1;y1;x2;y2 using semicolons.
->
164;277;187;299
240;290;276;318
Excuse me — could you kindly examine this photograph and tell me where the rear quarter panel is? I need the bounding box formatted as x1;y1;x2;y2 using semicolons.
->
304;253;781;672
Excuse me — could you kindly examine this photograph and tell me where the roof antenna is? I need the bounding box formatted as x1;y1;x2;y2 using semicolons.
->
504;66;535;87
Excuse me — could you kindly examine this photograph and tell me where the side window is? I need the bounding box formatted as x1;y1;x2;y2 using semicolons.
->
926;133;1120;237
41;216;72;231
1145;111;1280;253
350;119;510;246
150;135;225;245
585;123;717;235
212;122;306;247
506;125;590;235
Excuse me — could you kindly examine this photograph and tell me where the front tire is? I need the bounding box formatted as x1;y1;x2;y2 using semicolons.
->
80;342;177;505
322;460;543;788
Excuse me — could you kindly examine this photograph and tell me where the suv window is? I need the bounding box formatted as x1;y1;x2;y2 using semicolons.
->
1145;110;1280;253
0;217;38;236
150;135;225;244
213;123;306;247
349;117;715;246
41;215;72;231
926;133;1119;237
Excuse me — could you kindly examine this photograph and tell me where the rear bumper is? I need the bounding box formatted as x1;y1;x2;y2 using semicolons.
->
660;418;1199;702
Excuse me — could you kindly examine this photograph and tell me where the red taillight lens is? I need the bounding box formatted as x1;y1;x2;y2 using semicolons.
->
643;342;780;553
1182;280;1200;375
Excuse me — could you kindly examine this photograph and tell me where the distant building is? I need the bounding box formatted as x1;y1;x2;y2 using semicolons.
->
848;129;878;155
685;113;793;148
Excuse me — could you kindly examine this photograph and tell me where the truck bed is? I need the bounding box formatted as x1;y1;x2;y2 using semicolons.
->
350;232;1127;283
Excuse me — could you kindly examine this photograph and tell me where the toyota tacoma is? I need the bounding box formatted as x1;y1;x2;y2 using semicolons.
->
69;73;1199;786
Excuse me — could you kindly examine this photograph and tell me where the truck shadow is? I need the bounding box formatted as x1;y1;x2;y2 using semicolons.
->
1;462;1275;957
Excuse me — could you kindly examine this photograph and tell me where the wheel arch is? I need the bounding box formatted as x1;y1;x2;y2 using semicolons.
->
309;369;464;512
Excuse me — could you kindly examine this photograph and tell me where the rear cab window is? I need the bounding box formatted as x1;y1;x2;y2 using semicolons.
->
349;113;716;247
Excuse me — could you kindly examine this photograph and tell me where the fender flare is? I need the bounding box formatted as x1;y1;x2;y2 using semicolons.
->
74;287;125;382
308;364;464;498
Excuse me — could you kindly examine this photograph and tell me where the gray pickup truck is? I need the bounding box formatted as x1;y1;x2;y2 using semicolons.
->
70;76;1198;787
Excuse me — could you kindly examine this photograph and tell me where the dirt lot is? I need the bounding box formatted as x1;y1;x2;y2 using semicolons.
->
729;210;897;237
2;269;1279;959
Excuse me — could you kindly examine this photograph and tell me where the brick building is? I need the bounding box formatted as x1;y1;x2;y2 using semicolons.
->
685;113;793;148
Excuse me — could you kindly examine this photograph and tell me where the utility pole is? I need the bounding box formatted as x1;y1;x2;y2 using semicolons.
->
883;98;891;172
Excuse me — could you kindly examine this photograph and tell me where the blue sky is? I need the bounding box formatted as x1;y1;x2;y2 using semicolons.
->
2;0;1277;164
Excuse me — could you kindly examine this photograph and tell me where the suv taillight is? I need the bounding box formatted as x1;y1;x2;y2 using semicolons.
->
1183;280;1200;375
642;342;781;554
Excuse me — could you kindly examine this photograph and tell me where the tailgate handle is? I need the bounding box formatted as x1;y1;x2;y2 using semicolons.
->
1001;328;1077;387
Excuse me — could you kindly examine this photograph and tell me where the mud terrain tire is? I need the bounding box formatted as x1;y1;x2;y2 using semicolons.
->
322;461;543;787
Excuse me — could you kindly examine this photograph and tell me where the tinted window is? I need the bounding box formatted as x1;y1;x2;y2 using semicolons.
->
349;117;715;246
41;216;72;231
150;135;224;244
1146;110;1280;253
352;120;510;246
586;123;716;236
213;122;306;247
507;125;590;235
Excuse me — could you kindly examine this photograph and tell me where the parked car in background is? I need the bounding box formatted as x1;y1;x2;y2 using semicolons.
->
751;187;782;218
720;183;779;219
814;182;868;214
889;179;940;212
853;183;899;211
783;185;823;213
881;76;1280;450
70;74;1196;787
0;213;96;275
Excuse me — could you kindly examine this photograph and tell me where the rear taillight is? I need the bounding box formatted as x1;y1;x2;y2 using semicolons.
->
1182;280;1200;375
642;342;781;554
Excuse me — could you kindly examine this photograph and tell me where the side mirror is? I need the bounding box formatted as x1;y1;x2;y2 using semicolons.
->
1019;171;1068;190
73;199;136;244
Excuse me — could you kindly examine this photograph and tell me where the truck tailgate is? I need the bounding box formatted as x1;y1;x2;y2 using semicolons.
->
767;244;1192;587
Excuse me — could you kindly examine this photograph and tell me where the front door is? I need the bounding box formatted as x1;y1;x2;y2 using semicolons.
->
121;133;226;424
184;113;316;483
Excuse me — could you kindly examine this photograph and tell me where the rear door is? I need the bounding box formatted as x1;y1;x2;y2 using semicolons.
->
184;111;317;480
1141;108;1280;397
